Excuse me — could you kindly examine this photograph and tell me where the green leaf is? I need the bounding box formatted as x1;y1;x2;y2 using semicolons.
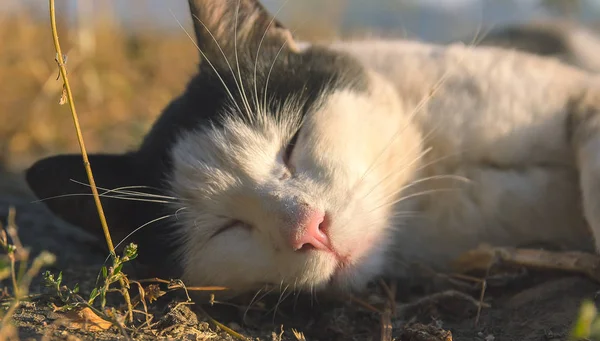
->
57;271;62;286
114;263;123;276
89;288;98;302
101;266;107;279
571;300;598;340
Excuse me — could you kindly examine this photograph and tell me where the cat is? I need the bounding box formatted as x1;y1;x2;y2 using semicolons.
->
26;0;600;296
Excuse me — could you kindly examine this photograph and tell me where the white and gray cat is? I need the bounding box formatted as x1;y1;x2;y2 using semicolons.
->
26;0;600;295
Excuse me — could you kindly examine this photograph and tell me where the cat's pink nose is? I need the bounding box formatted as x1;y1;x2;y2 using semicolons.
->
290;210;331;252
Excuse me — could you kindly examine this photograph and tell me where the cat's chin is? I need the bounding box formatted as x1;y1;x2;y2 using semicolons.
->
278;250;380;294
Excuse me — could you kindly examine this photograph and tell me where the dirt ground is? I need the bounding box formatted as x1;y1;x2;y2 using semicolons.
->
1;170;598;341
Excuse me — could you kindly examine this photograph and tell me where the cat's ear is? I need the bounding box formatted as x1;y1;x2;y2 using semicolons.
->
25;153;150;248
187;0;299;68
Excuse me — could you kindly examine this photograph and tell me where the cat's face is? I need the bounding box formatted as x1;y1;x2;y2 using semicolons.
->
170;72;422;292
25;0;423;294
165;20;424;291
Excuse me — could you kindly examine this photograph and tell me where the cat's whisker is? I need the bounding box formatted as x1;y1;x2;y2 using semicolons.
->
69;179;177;200
260;12;311;120
358;146;434;202
259;16;311;128
253;0;291;117
114;213;176;251
243;286;264;324
262;40;291;119
351;67;459;195
174;206;188;220
293;278;299;296
388;210;422;217
357;213;421;229
292;280;301;311
102;213;177;265
271;284;290;322
254;285;276;309
170;8;244;116
412;149;469;174
389;173;470;200
233;0;255;123
33;193;174;205
371;188;461;213
370;174;468;215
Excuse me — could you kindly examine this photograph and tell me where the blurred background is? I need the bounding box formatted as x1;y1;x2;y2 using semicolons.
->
0;0;598;172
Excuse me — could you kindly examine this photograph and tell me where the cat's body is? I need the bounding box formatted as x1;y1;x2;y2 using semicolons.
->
330;39;597;271
26;0;600;295
473;20;600;73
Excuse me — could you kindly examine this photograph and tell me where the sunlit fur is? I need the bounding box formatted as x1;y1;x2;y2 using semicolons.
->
168;32;600;293
169;71;422;292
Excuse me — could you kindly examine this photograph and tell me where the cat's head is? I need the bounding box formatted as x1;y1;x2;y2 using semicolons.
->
26;0;423;294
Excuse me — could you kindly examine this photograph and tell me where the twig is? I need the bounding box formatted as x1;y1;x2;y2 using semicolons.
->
379;279;397;317
48;0;133;323
344;294;382;314
136;277;229;291
378;279;396;341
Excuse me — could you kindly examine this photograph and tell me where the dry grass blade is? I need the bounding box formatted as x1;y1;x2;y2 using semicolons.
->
446;273;489;326
194;305;249;341
48;0;134;324
129;281;152;328
291;328;307;340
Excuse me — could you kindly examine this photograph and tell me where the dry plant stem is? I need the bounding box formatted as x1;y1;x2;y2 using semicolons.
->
454;245;600;283
9;256;17;298
48;0;133;323
48;0;113;256
137;277;229;291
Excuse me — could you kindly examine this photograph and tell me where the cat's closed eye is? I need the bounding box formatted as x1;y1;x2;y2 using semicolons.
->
282;129;301;176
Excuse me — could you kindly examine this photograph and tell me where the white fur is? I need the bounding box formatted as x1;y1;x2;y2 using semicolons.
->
331;39;599;272
169;72;422;292
168;37;600;293
475;21;600;74
567;28;600;73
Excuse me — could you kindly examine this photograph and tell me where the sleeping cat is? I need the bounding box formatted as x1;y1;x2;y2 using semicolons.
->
26;0;600;295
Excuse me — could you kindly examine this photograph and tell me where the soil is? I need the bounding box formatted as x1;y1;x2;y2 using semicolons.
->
1;170;598;341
